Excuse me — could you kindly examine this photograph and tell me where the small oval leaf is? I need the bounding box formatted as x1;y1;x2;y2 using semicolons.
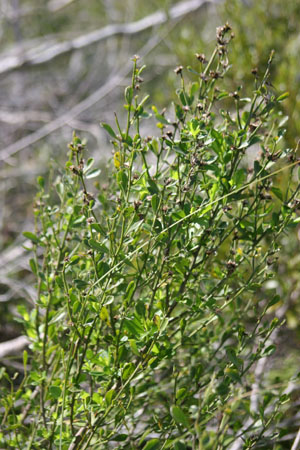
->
101;122;117;139
170;405;190;428
143;438;160;450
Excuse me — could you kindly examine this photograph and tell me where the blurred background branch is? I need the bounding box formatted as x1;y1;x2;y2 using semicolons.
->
0;0;215;75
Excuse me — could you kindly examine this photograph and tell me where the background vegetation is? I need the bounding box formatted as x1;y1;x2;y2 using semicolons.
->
0;0;299;447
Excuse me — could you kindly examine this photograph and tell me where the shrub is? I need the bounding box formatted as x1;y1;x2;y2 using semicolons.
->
1;25;299;449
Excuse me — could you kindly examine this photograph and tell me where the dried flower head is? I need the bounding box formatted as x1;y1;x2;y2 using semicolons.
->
174;65;183;75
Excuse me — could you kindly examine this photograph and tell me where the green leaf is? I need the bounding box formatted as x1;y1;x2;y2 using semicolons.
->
90;222;106;234
261;101;275;115
29;258;38;274
88;239;108;253
248;135;261;147
209;182;219;201
123;316;144;336
225;367;241;383
125;280;136;304
226;347;242;369
175;104;184;120
271;212;280;226
117;169;128;192
105;389;116;405
74;279;89;289
86;168;101;179
143;438;160;450
170;405;190;428
84;157;94;172
190;81;199;97
72;215;86;226
23;350;28;372
138;95;150;108
122;362;135;381
277;92;289;102
152;105;169;124
263;345;276;356
55;276;64;289
151;193;159;212
238;139;250;150
69;255;80;265
217;91;229;100
125;86;133;104
49;386;61;399
101;122;118;139
37;176;45;188
56;182;64;198
147;179;159;194
176;388;187;401
112;434;128;442
23;231;39;244
179;90;187;106
129;339;140;356
233;168;246;187
267;295;280;309
271;187;283;201
97;261;110;277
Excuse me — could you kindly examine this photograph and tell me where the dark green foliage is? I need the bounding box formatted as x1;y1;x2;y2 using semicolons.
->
1;26;299;449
